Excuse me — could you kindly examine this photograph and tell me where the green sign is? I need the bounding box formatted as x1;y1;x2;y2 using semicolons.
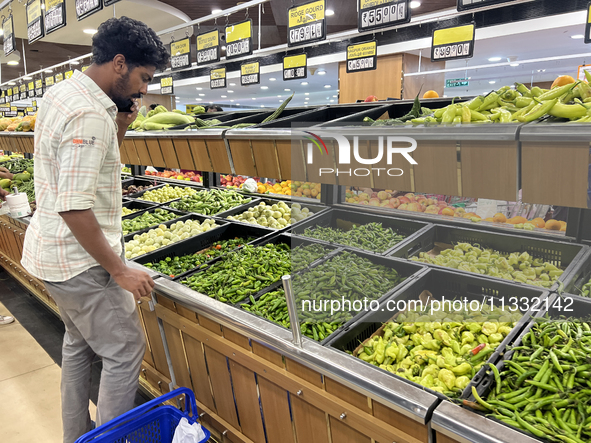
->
446;78;469;88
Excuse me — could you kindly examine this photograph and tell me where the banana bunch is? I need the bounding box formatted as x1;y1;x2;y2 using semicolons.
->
140;111;195;131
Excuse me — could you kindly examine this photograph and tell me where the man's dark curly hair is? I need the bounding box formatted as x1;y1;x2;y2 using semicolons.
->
92;16;169;70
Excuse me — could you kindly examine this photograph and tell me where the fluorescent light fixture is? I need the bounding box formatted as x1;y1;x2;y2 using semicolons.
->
260;105;264;107
317;70;326;75
212;9;222;14
277;95;282;98
571;34;585;39
7;82;15;85
196;87;203;90
70;60;80;65
221;95;227;98
7;61;18;66
324;85;331;88
269;77;276;81
252;97;256;100
510;63;520;67
410;1;421;8
305;97;310;100
23;76;32;80
279;100;283;102
261;86;269;90
44;69;53;74
488;57;502;62
199;93;205;96
221;46;227;51
325;9;334;16
83;29;97;35
489;80;496;84
227;90;234;93
304;92;309;95
196;98;203;101
301;81;308;85
230;100;234;102
284;88;291;91
236;103;240;106
229;83;236;86
333;95;338;98
330;100;335;102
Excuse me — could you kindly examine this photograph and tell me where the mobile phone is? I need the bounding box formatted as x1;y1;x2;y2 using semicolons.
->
117;99;134;113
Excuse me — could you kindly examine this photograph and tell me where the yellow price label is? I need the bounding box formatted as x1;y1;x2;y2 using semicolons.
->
55;73;64;83
28;82;34;90
433;24;475;46
197;30;219;50
20;84;27;92
45;76;54;86
11;106;17;112
46;0;63;9
284;54;307;69
32;100;37;107
289;0;325;28
210;68;226;80
65;70;74;79
27;0;42;23
171;38;191;55
35;79;42;89
241;62;259;76
160;77;173;88
226;20;251;43
7;89;12;96
347;41;377;59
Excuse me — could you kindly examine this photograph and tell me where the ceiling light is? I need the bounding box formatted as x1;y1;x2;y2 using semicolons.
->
510;63;520;67
269;78;276;81
196;98;202;101
7;61;18;66
70;60;80;65
0;29;3;36
333;95;337;98
221;46;227;51
571;34;585;39
230;99;234;102
236;103;240;106
325;9;334;16
301;81;308;85
227;90;234;93
317;70;326;75
23;76;32;80
488;57;502;62
261;86;269;90
284;88;291;91
324;85;331;88
252;97;256;100
305;97;310;100
277;95;282;98
221;95;227;98
210;102;213;104
229;83;236;86
489;80;496;84
44;69;53;74
199;93;205;96
410;1;421;8
212;9;222;14
330;100;335;102
304;92;309;95
83;29;97;35
279;100;283;102
196;87;203;90
8;82;15;85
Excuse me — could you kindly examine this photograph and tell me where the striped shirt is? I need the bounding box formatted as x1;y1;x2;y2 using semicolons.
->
22;70;123;282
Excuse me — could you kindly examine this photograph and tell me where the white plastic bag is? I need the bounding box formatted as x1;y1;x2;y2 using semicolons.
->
172;417;206;443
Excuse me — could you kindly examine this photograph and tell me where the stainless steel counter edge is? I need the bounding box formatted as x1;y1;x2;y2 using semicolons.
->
125;130;226;140
153;276;439;424
431;401;540;443
519;122;591;142
224;128;294;140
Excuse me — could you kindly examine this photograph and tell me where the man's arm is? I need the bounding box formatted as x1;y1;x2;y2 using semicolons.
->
0;188;7;201
60;209;154;299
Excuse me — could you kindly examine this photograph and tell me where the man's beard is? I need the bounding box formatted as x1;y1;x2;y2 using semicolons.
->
112;72;140;111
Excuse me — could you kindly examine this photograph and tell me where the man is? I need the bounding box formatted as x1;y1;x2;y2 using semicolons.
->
206;104;223;113
21;17;168;443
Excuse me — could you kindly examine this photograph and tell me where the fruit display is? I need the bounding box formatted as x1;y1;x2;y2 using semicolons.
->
144;170;202;182
301;222;406;254
122;183;159;197
121;207;138;217
221;176;322;200
0;158;34;173
410;243;563;287
469;319;591;442
136;184;198;203
142;236;254;278
129;106;195;131
227;201;314;229
169;189;252;216
356;298;520;396
0;153;24;163
181;243;291;304
220;174;251;188
365;77;591;126
293;252;406;341
121;209;182;235
124;218;219;259
0;114;36;132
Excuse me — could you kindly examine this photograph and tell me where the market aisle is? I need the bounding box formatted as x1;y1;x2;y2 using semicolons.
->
0;301;96;443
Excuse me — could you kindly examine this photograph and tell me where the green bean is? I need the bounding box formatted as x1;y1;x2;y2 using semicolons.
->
169;189;252;215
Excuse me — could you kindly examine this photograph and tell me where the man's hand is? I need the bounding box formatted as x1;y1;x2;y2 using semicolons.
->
0;166;13;180
115;99;139;129
112;266;154;301
0;188;8;202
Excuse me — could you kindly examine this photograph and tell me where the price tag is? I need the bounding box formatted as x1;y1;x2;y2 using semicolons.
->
45;0;66;34
288;0;326;47
27;81;35;98
225;20;252;60
358;0;410;32
35;79;43;97
457;0;518;12
160;76;173;95
65;70;74;79
196;30;220;65
346;40;377;73
283;54;307;81
20;84;28;101
3;15;15;57
241;62;260;86
75;0;102;21
27;0;45;44
26;107;36;116
45;76;55;87
5;106;18;118
170;37;192;70
431;23;475;62
32;100;37;110
55;73;64;83
210;68;226;89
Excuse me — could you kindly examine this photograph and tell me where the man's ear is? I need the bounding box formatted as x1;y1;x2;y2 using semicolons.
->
113;54;128;75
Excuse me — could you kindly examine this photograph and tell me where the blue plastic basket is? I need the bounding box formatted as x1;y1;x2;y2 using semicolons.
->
74;388;210;443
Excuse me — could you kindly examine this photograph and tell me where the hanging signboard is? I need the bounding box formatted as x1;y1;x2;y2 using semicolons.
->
431;23;475;62
283;54;307;81
7;88;13;104
0;91;5;105
358;0;410;32
225;19;252;60
288;0;326;47
55;73;64;83
210;67;226;89
32;100;38;111
45;0;66;34
196;30;220;65
65;70;74;79
35;79;43;96
26;107;35;116
27;0;45;44
446;78;469;88
4;105;18;118
3;15;15;57
586;3;591;44
20;84;28;101
457;0;518;12
160;76;173;95
346;40;377;73
241;61;260;86
28;81;35;98
45;76;55;89
75;0;102;21
170;37;192;70
104;0;122;5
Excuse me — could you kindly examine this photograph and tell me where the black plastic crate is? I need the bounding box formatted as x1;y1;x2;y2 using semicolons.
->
561;249;591;301
164;189;258;217
129;184;200;205
122;207;188;236
132;223;273;280
202;110;266;123
290;208;431;256
124;213;227;244
389;224;588;290
325;268;548;402
121;200;159;219
218;198;328;231
122;178;163;197
212;107;314;129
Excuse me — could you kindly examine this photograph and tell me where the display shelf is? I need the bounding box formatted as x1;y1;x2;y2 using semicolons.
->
561;248;591;301
121;200;160;220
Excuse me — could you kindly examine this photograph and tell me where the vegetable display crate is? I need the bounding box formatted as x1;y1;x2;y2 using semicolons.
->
133;222;273;281
289;208;432;256
124;212;227;244
128;185;200;206
325;267;548;402
121;178;164;197
202;110;266;123
560;248;591;301
122;207;188;237
389;224;588;290
203;106;314;129
162;190;259;217
218;198;328;232
463;294;591;443
121;200;163;220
